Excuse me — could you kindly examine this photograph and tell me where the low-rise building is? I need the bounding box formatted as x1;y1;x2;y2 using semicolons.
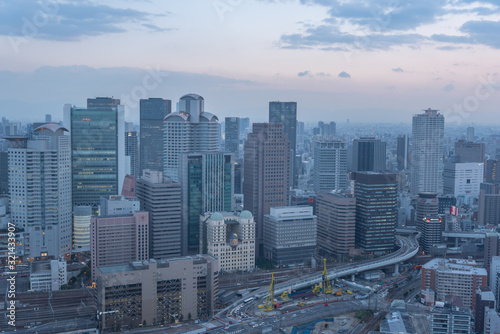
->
30;258;67;291
95;255;218;330
200;211;255;272
430;303;471;334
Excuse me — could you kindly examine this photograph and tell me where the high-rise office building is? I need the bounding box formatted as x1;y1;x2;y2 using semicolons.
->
352;137;386;172
316;192;356;256
411;108;445;195
318;121;336;137
0;151;8;194
353;172;397;253
225;117;240;156
420;216;442;254
485;159;499;184
99;195;140;216
475;287;496;333
263;206;317;266
243;123;290;256
179;152;234;254
125;130;139;179
8;124;72;259
490;256;500;308
313;140;348;193
140;98;171;174
443;162;483;204
73;205;92;252
269;101;297;188
90;211;149;282
397;134;409;171
63;97;125;212
163;94;219;182
136;170;181;259
454;140;485;163
478;190;500;226
467;126;475;142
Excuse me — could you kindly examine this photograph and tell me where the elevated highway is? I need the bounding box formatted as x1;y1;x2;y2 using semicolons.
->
218;233;420;318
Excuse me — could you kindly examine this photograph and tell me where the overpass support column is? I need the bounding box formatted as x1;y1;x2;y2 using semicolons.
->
394;263;399;275
455;238;459;248
351;274;355;281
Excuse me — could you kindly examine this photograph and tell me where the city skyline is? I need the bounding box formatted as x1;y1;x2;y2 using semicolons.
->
0;1;500;124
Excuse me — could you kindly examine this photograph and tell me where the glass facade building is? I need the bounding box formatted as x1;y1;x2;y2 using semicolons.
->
180;152;234;254
140;98;171;174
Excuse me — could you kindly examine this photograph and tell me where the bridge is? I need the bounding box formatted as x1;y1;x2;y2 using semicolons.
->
218;233;420;318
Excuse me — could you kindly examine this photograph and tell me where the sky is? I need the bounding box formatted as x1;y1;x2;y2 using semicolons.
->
1;0;500;125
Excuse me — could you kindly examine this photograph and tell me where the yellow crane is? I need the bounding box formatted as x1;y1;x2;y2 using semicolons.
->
281;291;289;301
258;272;275;311
322;259;332;294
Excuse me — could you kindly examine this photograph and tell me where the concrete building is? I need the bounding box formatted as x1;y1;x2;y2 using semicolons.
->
136;170;181;259
420;216;442;254
243;123;290;256
263;206;317;266
313;140;348;193
484;307;500;334
200;211;255;272
443;162;484;205
485;159;499;184
63;97;126;211
163;94;219;182
8;124;72;259
316;192;356;256
269;101;297;188
139;98;171;175
430;303;471;334
73;205;92;252
96;255;219;330
478;190;500;226
411;108;445;195
30;258;67;292
99;195;140;216
352;137;386;172
490;256;500;306
397;134;410;171
90;211;149;282
421;258;488;310
180;152;234;255
353;172;397;253
454;140;485;163
485;234;500;274
475;287;496;333
416;192;439;230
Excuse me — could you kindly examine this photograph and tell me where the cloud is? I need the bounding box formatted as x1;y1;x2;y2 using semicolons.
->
338;71;351;78
442;83;454;92
298;70;312;77
392;67;404;73
0;0;166;41
316;72;331;77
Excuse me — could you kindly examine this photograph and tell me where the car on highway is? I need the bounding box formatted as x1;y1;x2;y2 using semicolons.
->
324;303;328;306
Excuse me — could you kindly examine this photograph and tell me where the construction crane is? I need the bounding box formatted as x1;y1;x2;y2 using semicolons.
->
322;259;332;294
259;272;275;311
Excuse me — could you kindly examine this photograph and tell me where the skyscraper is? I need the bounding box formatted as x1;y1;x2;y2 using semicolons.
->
63;97;125;212
411;108;445;195
225;117;240;156
269;101;297;188
125;130;139;179
454;140;485;163
352;137;386;172
136;170;182;259
313;140;348;193
353;172;397;253
8;124;72;258
443;162;483;204
179;152;234;254
139;98;171;174
163;94;219;182
397;134;409;171
243;123;291;256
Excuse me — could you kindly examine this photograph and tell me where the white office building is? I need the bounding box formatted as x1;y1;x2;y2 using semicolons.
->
8;124;72;259
30;258;67;292
443;162;484;205
200;211;255;272
313;140;348;193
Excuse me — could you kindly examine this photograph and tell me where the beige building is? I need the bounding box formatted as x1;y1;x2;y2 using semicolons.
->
90;211;149;282
96;255;219;330
200;211;255;272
